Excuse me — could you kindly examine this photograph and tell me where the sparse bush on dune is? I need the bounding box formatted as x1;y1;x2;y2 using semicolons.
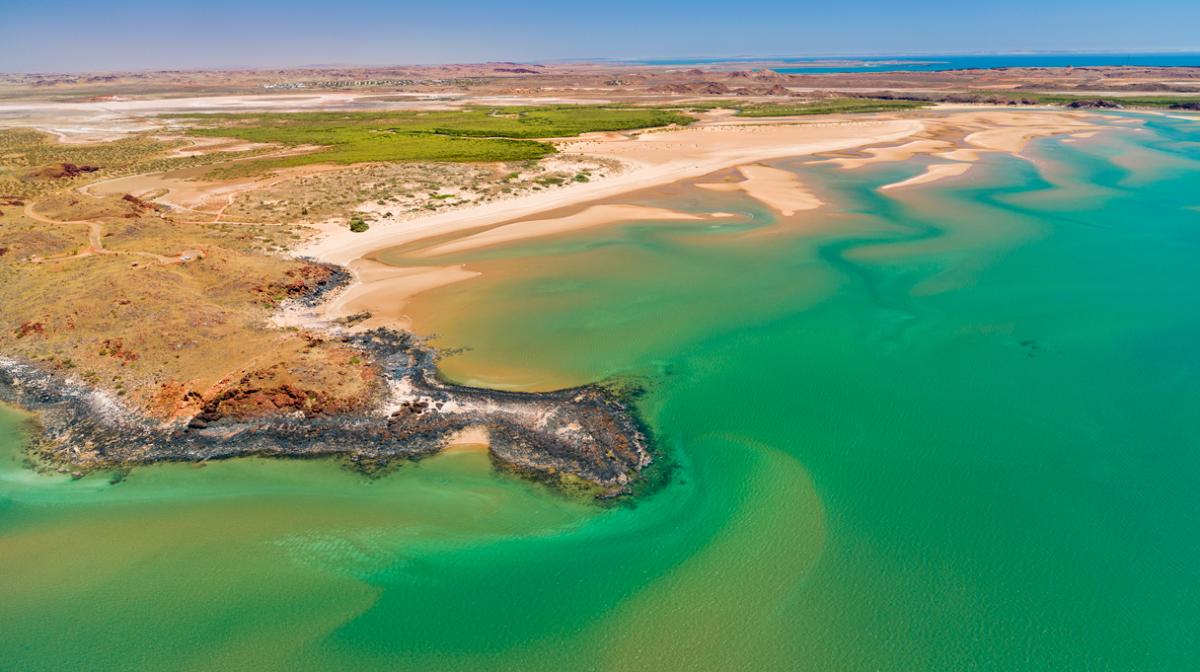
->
219;157;615;226
0;128;277;199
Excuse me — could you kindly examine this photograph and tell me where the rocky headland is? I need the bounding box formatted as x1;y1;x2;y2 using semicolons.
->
0;326;652;498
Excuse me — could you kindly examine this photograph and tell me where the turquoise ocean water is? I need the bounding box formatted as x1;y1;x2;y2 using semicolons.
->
2;112;1199;670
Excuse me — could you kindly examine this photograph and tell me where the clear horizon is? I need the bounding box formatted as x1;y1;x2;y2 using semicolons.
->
1;0;1197;73
7;50;1200;76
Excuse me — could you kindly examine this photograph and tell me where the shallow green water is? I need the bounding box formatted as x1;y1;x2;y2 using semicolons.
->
3;113;1199;670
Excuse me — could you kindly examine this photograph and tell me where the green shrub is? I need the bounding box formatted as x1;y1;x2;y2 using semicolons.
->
168;106;696;176
735;98;931;117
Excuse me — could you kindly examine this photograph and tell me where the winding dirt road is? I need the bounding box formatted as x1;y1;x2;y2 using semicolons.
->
23;201;198;265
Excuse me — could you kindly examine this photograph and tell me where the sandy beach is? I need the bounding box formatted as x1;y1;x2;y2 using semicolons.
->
297;116;925;267
277;109;1110;330
270;115;928;331
274;258;480;331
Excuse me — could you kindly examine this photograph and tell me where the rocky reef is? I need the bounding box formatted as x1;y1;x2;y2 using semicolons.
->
0;328;652;497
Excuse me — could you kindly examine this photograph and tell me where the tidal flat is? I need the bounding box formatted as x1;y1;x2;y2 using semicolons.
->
3;110;1199;670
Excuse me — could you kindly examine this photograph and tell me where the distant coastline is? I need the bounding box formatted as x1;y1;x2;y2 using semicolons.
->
623;52;1200;73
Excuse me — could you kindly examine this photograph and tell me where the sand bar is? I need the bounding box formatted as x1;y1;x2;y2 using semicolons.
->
419;204;720;257
821;139;954;169
880;163;974;191
817;110;1103;170
697;164;822;215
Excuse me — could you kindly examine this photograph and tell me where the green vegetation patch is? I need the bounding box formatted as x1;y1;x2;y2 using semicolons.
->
861;90;1200;110
979;92;1200;108
734;98;932;117
169;106;695;176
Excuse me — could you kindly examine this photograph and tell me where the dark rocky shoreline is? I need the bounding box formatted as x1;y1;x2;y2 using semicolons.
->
0;326;653;498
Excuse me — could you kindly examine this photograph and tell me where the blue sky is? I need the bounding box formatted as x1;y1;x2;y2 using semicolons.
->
1;0;1197;72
